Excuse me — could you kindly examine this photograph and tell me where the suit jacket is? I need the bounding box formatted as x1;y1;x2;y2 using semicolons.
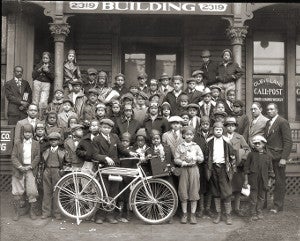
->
14;118;44;143
206;137;237;181
199;100;216;119
264;115;293;160
76;133;99;162
225;132;250;166
185;89;202;104
92;133;130;166
11;139;40;178
247;114;269;145
4;78;32;117
162;130;184;156
163;91;187;115
63;62;81;86
234;113;250;140
57;111;78;128
68;91;88;117
42;147;66;168
114;116;142;143
216;61;243;84
200;60;218;86
143;115;169;141
64;137;83;167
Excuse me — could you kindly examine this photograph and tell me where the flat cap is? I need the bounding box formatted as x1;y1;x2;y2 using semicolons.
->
159;73;170;80
63;98;74;106
151;129;161;137
192;70;204;77
172;75;184;82
178;93;189;101
87;68;97;75
35;123;45;130
54;89;64;94
88;88;99;95
121;132;131;141
180;110;189;117
71;124;84;132
149;93;160;101
121;93;134;101
47;110;57;116
168;116;184;123
213;122;224;129
137;73;148;79
136;128;147;138
48;132;61;140
23;124;33;133
201;87;212;96
201;50;211;57
149;79;158;85
252;135;267;144
115;73;125;80
233;100;244;108
200;116;210;124
182;125;195;134
209;85;222;92
222;49;233;58
186;77;197;83
187;103;200;110
161;102;171;109
137;91;149;100
224;117;238;126
100;118;114;127
96;103;106;109
213;110;228;117
98;71;107;77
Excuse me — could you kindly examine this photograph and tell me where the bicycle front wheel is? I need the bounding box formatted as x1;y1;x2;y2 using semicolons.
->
55;172;102;220
131;178;178;224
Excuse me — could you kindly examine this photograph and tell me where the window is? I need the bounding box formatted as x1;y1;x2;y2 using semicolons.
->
155;54;176;79
296;34;300;74
124;53;146;86
253;32;286;117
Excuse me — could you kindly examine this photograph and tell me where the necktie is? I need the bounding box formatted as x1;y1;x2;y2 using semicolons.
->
230;102;234;111
268;119;273;134
51;148;56;153
17;80;21;92
106;135;111;144
173;131;178;140
205;104;209;116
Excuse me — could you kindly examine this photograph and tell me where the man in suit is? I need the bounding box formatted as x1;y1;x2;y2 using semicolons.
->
92;118;137;224
264;103;292;213
247;102;269;147
14;104;44;143
5;66;32;125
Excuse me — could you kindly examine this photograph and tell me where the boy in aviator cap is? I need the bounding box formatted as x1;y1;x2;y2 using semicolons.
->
42;132;66;220
11;124;40;221
244;135;274;221
206;122;236;225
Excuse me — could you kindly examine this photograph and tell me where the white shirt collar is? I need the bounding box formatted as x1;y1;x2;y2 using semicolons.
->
51;146;58;152
24;138;32;144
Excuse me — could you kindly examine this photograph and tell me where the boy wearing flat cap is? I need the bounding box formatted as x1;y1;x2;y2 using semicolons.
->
81;88;100;125
42;132;66;220
206;122;236;225
67;79;87;117
216;49;243;94
185;78;202;104
224;117;250;217
232;100;249;140
11;124;40;221
57;98;78;128
210;85;222;102
92;118;136;224
187;103;201;130
199;87;216;119
133;91;149;124
64;124;84;168
158;73;173;97
244;135;274;221
191;70;205;92
83;68;98;95
199;49;218;86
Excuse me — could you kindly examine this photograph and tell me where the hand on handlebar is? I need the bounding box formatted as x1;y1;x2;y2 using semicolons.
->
105;157;115;166
129;151;139;157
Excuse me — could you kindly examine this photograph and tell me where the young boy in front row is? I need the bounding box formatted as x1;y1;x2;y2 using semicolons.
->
206;122;236;225
244;135;274;221
11;124;40;221
42;132;66;220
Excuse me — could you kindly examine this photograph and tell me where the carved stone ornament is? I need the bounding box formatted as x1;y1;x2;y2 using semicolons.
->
49;23;70;42
226;26;248;45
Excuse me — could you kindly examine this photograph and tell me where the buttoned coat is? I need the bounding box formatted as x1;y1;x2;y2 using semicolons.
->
42;147;66;168
206;137;237;181
68;91;88;117
76;133;100;163
216;61;243;84
264;116;293;160
185;89;202;104
64;137;83;167
247;114;269;145
199;60;218;86
11;139;40;179
199;100;216;119
143;115;169;141
5;78;32;120
14;118;44;143
163;91;187;116
114;116;142;143
63;62;81;86
57;111;78;129
162;130;184;156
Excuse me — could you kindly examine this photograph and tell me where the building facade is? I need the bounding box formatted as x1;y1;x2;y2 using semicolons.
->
1;1;300;192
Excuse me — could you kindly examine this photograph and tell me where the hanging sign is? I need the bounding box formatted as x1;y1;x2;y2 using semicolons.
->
0;127;14;156
65;2;232;15
296;76;300;120
253;75;286;117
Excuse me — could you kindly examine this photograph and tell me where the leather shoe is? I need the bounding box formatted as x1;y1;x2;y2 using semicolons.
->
41;214;50;219
180;213;188;224
190;214;197;224
213;213;221;224
106;216;118;224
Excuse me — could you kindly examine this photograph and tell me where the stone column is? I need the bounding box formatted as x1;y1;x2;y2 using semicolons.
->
226;25;248;100
49;23;70;91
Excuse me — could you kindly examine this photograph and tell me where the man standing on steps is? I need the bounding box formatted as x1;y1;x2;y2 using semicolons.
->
264;103;292;214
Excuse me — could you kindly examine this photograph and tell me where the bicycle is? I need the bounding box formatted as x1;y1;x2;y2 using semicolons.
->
54;157;178;225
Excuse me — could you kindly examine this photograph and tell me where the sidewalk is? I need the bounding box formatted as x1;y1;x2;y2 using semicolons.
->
0;192;299;241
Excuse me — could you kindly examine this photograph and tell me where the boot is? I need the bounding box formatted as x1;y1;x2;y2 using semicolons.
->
196;197;204;218
190;213;197;224
213;198;221;224
30;202;37;220
12;200;20;221
224;202;232;225
180;213;188;224
205;194;213;217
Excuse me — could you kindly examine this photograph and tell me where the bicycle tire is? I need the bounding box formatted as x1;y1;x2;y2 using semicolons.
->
131;178;178;224
55;172;102;220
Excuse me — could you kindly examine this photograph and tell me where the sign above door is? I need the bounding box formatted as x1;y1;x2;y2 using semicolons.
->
65;2;233;15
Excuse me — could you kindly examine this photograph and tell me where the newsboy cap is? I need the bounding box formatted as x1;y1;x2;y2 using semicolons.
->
115;73;125;80
224;117;238;126
100;118;114;127
23;124;33;133
213;122;224;129
121;93;134;101
137;91;149;100
88;88;99;95
252;135;267;144
121;132;131;141
213;110;228;118
48;132;61;140
87;68;97;75
168;116;184;123
71;124;84;132
186;77;197;84
96;103;106;109
222;49;233;58
137;73;148;79
159;73;170;80
191;70;204;77
201;50;211;57
136;128;147;138
201;87;212;97
209;85;222;92
63;98;74;106
187;103;200;110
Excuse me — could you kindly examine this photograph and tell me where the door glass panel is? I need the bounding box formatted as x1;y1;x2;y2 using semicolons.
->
155;54;176;79
124;53;146;85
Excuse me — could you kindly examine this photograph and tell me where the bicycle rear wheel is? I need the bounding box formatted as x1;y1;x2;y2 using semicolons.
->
131;178;178;224
55;172;102;220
